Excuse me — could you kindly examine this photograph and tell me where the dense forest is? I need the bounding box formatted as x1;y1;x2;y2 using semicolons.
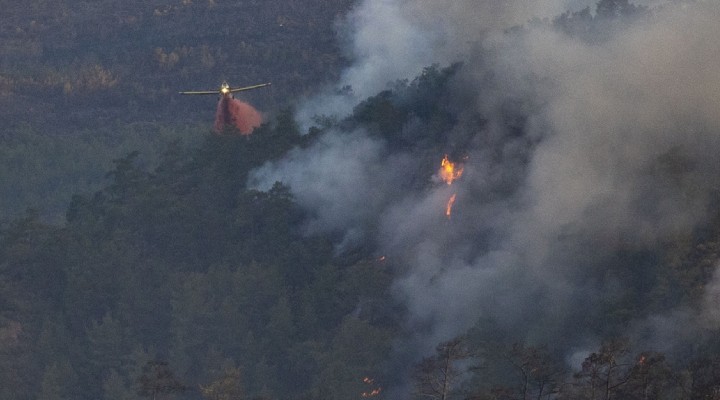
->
4;0;720;399
0;0;355;220
0;112;398;399
4;62;720;399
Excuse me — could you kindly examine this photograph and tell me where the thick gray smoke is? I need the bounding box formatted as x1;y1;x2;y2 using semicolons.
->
296;0;665;128
296;0;597;128
251;0;720;359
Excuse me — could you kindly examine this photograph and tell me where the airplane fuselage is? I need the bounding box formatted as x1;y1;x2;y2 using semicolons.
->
179;81;271;97
219;82;232;98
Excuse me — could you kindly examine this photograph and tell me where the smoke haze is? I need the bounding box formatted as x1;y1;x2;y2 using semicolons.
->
252;0;720;361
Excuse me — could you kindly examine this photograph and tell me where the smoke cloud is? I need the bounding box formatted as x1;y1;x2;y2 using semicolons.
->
296;0;664;129
214;97;262;134
252;0;720;362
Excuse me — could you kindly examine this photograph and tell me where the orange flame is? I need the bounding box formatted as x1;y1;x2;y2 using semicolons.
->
440;155;464;185
361;377;382;398
446;193;457;218
362;388;382;397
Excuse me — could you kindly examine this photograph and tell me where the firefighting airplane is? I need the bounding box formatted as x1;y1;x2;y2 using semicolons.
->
179;81;271;98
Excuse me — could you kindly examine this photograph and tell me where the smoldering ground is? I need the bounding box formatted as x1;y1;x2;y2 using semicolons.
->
251;0;720;365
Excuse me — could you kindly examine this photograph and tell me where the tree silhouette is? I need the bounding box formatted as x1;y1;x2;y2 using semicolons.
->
138;361;187;400
414;337;473;400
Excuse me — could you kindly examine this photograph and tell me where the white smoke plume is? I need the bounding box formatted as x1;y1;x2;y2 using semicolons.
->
252;0;720;360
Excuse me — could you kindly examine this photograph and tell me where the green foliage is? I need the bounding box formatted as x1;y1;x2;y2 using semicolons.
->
138;360;187;399
309;317;394;400
0;0;354;222
0;109;400;399
554;0;649;43
37;360;79;400
102;369;135;400
0;122;204;222
87;313;125;372
200;366;244;400
350;64;460;152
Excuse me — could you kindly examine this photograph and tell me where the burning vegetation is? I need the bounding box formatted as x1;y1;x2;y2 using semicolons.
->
445;193;457;219
439;154;463;185
361;377;382;398
438;155;464;218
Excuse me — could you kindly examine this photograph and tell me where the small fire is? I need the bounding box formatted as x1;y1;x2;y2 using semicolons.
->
446;193;457;218
438;155;465;219
362;388;382;397
439;154;464;185
361;377;382;398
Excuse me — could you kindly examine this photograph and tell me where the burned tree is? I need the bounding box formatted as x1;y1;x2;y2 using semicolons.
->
504;343;563;399
414;337;473;400
560;339;632;400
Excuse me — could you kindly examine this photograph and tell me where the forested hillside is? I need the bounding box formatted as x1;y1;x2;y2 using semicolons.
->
0;0;355;220
0;111;399;400
0;0;354;125
3;60;720;400
4;0;720;399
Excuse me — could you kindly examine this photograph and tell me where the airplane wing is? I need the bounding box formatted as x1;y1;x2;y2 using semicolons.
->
178;90;219;95
229;82;272;93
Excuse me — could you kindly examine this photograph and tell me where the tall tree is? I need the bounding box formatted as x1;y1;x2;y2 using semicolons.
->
200;366;244;400
560;339;633;400
138;360;187;400
102;369;135;400
414;337;473;400
37;360;79;400
616;352;679;400
501;343;563;400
